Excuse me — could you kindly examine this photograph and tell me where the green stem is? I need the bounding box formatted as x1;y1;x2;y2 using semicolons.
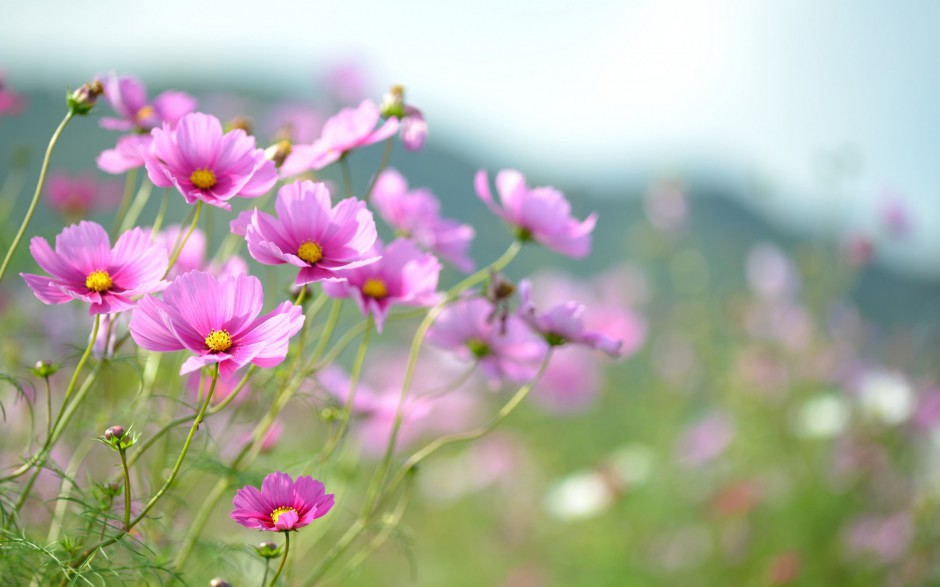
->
118;178;153;234
268;532;290;587
149;189;170;237
69;363;220;569
44;376;52;438
164;201;202;278
363;241;522;513
363;138;393;201
118;448;131;531
339;156;353;198
0;111;74;282
111;167;138;235
261;558;271;587
320;317;372;460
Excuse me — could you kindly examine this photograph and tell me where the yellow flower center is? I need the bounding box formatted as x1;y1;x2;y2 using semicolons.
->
270;506;297;526
85;270;112;292
204;329;233;352
190;167;217;190
362;278;388;299
296;241;323;265
135;104;155;122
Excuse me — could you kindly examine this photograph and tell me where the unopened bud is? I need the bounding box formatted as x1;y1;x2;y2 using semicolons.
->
105;426;125;440
486;273;516;302
209;578;232;587
254;541;282;559
265;139;293;168
32;360;59;378
380;84;406;118
225;116;253;135
66;80;104;115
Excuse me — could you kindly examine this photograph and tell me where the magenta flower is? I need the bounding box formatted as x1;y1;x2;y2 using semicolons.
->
322;238;442;332
372;169;475;272
474;169;596;258
231;472;334;532
399;106;427;151
280;100;399;177
0;74;25;117
129;271;304;376
46;171;122;217
99;73;196;132
21;221;169;315
232;180;378;285
427;298;548;382
144;112;277;209
97;134;152;174
518;279;622;357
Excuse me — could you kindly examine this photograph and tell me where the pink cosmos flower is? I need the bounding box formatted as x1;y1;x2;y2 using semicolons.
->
323;238;442;332
427;298;548;382
97;134;152;174
280;100;399;177
45;171;122;217
144;112;277;209
474;169;596;258
399;106;427;151
21;221;169;315
231;180;378;285
129;271;304;376
0;74;25;117
372;169;475;272
531;347;603;414
99;73;196;132
266;103;324;144
231;471;334;532
518;279;622;357
187;369;251;407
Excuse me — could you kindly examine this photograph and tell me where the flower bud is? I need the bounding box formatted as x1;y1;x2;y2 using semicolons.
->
486;273;516;302
225;116;254;135
265;139;293;169
32;360;59;378
100;425;139;451
380;84;406;119
66;80;104;115
254;541;283;559
105;425;125;440
209;579;232;587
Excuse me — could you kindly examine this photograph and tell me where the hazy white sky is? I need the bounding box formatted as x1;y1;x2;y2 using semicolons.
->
3;0;940;275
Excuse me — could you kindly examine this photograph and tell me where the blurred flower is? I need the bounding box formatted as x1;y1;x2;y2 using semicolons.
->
544;469;618;521
188;369;250;407
856;369;915;425
323;59;371;105
676;412;734;467
280;100;398;176
97;134;152;174
231;472;334;532
0;73;25;116
144;112;277;209
518;279;622;356
371;168;475;271
746;243;798;300
399;106;427;151
99;73;196;132
843;512;912;564
878;190;911;238
154;225;207;277
793;393;850;439
232;180;378;285
843;234;874;267
427;298;548;383
265;103;323;143
45;171;122;218
475;169;596;258
129;271;304;376
21;221;168;315
530;347;602;413
766;552;802;585
322;238;441;332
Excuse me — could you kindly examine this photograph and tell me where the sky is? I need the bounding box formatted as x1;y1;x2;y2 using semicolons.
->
3;0;939;276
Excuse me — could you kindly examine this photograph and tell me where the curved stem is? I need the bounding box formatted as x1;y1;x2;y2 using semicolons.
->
164;201;202;278
69;363;220;569
118;448;131;531
117;178;153;234
319;317;373;460
4;315;100;486
339;156;353;198
0;111;74;282
363;241;522;513
268;532;290;587
149;189;171;237
363;138;393;201
111;167;138;235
